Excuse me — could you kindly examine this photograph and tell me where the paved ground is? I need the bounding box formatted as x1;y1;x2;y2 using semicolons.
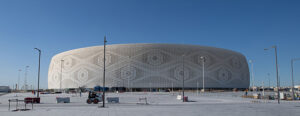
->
0;93;7;96
0;92;299;116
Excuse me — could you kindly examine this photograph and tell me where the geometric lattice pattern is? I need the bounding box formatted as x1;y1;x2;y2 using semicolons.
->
48;44;250;89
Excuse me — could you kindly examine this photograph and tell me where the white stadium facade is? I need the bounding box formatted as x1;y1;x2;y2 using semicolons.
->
48;44;250;89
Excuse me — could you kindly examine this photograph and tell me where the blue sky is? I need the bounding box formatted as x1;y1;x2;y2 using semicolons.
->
0;0;300;89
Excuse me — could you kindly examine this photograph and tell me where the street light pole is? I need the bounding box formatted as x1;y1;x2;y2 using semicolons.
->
102;36;107;108
267;73;271;88
249;60;254;91
274;46;280;104
182;54;185;102
196;82;198;96
18;69;21;91
150;82;152;92
291;58;300;100
60;60;64;92
34;48;41;98
262;81;265;97
128;56;131;93
24;66;29;91
200;56;206;92
264;45;280;104
172;82;174;94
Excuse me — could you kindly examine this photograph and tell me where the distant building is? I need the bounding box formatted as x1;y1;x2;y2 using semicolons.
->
48;43;250;89
294;85;300;90
0;86;11;93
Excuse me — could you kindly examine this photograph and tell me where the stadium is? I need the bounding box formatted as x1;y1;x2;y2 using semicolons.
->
48;43;250;90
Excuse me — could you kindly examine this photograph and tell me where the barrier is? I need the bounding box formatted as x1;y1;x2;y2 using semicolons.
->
8;99;34;111
24;97;40;104
56;97;70;103
107;97;119;103
137;97;149;105
183;96;188;102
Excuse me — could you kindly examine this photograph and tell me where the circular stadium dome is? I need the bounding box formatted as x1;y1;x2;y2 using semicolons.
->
48;44;250;89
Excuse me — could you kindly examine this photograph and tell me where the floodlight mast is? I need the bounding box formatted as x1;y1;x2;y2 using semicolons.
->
264;46;280;104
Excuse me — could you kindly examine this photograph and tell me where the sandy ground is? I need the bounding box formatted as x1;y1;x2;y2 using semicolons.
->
0;91;300;116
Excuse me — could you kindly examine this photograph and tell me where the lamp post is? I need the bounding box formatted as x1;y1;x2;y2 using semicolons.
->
172;82;174;94
267;73;271;88
264;45;280;104
17;69;21;91
196;81;199;96
34;48;41;98
291;58;300;100
262;81;265;97
60;60;64;92
249;60;254;91
200;56;206;92
128;56;131;93
102;36;107;108
182;54;185;102
24;66;29;91
150;82;152;92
